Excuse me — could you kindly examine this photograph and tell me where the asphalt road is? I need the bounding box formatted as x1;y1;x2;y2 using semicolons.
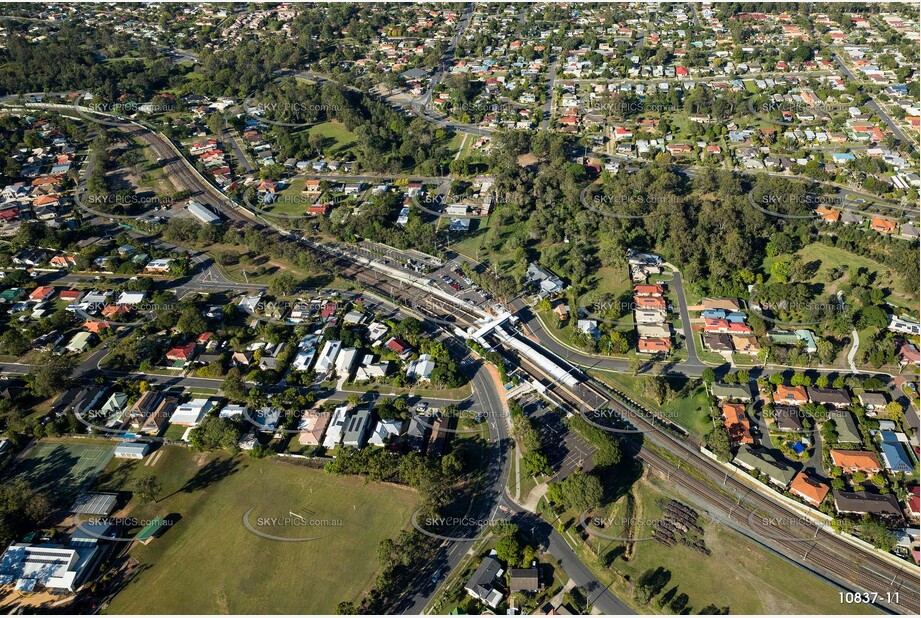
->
834;54;915;155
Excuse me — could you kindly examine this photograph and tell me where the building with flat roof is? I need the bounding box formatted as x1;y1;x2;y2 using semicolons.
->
70;493;117;517
114;442;150;459
342;408;372;448
169;398;214;426
0;542;100;591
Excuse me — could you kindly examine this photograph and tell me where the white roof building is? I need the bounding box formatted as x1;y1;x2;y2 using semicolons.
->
322;405;350;449
315;340;342;374
367;322;389;344
116;291;147;306
219;404;248;419
335;347;359;376
406;354;436;381
169;398;214;426
369;419;402;446
0;543;99;591
291;334;321;371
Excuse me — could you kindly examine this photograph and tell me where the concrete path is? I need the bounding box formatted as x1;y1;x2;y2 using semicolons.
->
848;330;860;373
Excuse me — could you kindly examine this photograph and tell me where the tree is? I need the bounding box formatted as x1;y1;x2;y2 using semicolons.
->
133;474;162;503
0;480;50;548
701;367;716;385
28;354;75;398
522;451;551;476
0;329;29;357
269;272;298;296
769;373;784;386
669;593;690;613
548;471;603;512
441;453;463;477
176;306;208;335
705;426;732;462
860;516;896;551
883;401;903;417
188;417;242;452
495;533;524;567
336;601;356;615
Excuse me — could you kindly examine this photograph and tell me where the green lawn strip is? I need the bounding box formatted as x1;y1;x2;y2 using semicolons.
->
99;446;417;614
591;370;713;440
340;381;474;400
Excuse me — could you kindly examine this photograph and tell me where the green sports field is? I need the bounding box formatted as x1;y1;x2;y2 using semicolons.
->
99;447;418;614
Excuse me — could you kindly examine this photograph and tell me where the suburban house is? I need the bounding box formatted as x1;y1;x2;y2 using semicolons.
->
165;343;198;366
711;382;755;401
870;217;896;234
314;339;342;375
509;567;540;592
464;554;505;608
857;392;888;412
878;439;914;473
342;408;372;448
774;384;808;406
28;286;55;302
833;490;903;520
525;262;565;296
385;337;412;359
139;397;177;435
322;406;350;449
169;398;215;427
368;419;402;447
830;449;882;473
638;337;671;353
807;387;852;409
406;353;436;381
65;332;94;353
789;472;830;507
298;410;331;446
734;444;797;489
722;402;754;445
827;410;862;444
772;406;804;431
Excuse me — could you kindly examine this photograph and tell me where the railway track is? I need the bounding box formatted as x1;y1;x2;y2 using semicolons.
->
523;366;918;615
154;165;918;613
118;124;253;224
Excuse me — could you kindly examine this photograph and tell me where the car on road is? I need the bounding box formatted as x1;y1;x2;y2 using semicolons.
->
430;569;442;584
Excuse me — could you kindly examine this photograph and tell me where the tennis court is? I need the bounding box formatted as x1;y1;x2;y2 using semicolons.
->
12;440;115;504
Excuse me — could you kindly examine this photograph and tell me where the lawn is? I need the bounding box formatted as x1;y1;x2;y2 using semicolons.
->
763;243;916;311
11;439;115;506
100;446;417;614
308;121;357;155
592;371;713;439
571;474;879;615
